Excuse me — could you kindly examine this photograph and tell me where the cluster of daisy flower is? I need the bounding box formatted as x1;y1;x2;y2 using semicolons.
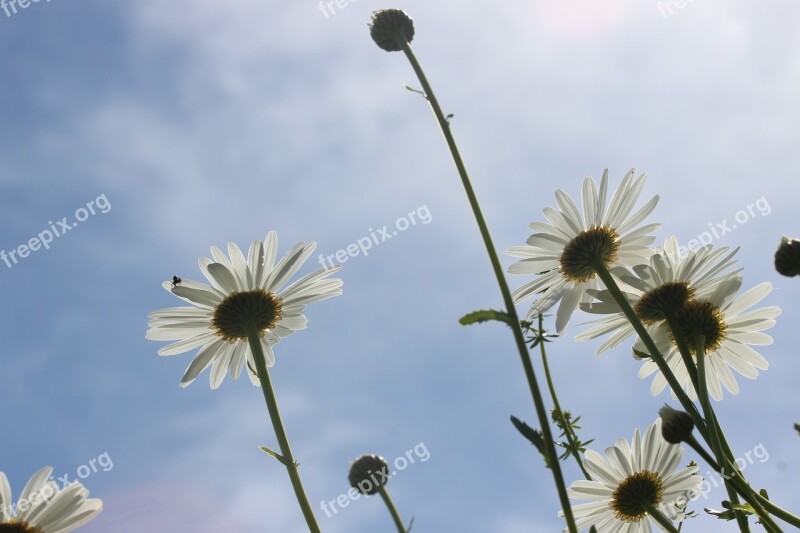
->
507;168;778;404
505;168;784;531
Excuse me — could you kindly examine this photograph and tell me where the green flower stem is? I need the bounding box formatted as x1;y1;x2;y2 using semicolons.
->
535;314;590;480
753;492;800;529
693;337;787;533
686;435;789;532
692;336;752;533
668;324;785;529
643;503;681;533
684;434;720;471
247;330;321;533
378;485;408;533
397;38;577;533
663;312;701;396
589;260;707;438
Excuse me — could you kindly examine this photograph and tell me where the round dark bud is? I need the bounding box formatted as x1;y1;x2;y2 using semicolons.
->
659;404;695;444
775;236;800;277
369;9;414;52
348;454;390;495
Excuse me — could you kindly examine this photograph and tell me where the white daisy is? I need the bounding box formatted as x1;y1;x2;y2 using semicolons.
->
559;418;701;532
146;231;343;389
0;467;102;532
636;279;779;401
507;168;660;333
576;237;740;355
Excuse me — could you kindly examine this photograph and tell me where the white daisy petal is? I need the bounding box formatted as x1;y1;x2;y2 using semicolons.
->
0;467;101;531
158;332;218;356
206;262;240;294
180;338;227;387
209;344;236;389
227;242;250;290
170;284;223;309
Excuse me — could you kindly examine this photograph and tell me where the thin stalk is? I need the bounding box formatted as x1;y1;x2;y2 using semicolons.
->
753;492;800;529
686;435;785;532
693;335;750;533
589;259;708;439
712;429;795;529
535;314;590;480
684;434;720;472
397;38;577;533
663;312;700;396
247;330;321;533
378;485;408;533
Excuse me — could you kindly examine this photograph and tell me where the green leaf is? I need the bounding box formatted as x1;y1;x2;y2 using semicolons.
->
459;309;513;326
705;500;756;521
632;347;650;359
704;507;737;521
589;527;598;533
259;445;296;467
510;416;550;467
794;422;800;436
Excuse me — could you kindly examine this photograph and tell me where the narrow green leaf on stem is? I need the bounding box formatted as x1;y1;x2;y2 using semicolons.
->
459;309;514;326
259;446;294;467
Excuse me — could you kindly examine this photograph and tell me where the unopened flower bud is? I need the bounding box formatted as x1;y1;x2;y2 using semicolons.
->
369;9;414;52
659;404;695;444
775;236;800;277
348;454;390;495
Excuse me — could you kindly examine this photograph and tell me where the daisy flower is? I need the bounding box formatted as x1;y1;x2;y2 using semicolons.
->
507;168;660;333
636;279;779;401
146;231;342;389
576;237;740;355
559;418;701;532
1;466;102;532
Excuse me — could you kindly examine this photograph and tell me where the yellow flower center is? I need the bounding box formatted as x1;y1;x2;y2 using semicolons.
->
211;289;283;341
634;282;695;324
559;226;620;283
670;300;727;354
611;470;665;522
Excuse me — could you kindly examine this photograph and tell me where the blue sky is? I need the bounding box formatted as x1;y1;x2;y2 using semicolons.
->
1;1;798;531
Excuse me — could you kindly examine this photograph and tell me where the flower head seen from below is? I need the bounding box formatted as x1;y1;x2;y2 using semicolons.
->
0;467;102;532
576;237;740;355
559;418;701;532
507;168;660;333
636;279;779;401
348;454;390;495
369;9;414;52
146;231;342;389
